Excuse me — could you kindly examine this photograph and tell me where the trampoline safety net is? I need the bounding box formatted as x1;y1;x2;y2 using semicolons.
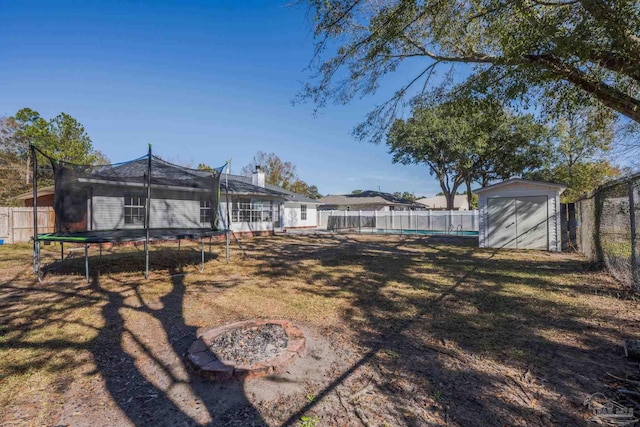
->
38;148;226;237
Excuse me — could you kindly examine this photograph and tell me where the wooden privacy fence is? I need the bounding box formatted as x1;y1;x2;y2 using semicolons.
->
0;207;55;244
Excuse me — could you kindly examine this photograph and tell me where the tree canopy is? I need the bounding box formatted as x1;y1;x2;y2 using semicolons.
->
386;95;549;209
7;108;107;165
302;0;640;144
525;106;620;201
0;108;107;205
241;151;322;199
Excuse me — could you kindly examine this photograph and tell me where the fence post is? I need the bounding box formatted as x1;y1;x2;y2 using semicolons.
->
409;210;413;235
358;210;362;234
374;210;377;234
449;210;454;234
391;209;394;233
629;182;639;289
9;208;14;244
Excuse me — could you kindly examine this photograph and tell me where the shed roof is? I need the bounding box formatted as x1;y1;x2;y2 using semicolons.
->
473;178;566;195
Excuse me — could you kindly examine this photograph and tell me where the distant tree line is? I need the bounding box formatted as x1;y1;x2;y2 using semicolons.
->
0;108;107;206
240;151;322;199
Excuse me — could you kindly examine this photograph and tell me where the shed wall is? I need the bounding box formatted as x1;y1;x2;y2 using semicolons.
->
478;184;562;251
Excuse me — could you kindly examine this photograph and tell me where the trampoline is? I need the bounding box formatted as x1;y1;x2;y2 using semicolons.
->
30;144;231;282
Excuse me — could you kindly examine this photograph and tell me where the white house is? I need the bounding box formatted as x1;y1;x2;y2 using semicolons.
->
20;162;321;236
222;167;322;231
475;178;566;251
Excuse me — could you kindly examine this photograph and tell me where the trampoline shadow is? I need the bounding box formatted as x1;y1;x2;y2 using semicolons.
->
42;246;218;278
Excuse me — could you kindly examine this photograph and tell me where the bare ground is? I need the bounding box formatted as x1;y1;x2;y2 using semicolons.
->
1;234;639;426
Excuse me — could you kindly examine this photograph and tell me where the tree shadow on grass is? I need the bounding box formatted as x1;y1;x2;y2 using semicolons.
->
42;244;217;277
246;234;636;426
86;258;266;426
0;251;265;426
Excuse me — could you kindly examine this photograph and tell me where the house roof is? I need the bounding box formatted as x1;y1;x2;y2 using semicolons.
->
473;178;566;194
224;174;322;204
220;175;286;197
319;191;424;208
415;194;469;209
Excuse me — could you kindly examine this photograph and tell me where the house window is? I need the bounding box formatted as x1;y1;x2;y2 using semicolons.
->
301;204;307;221
200;199;212;225
231;198;272;223
232;198;251;223
124;195;146;226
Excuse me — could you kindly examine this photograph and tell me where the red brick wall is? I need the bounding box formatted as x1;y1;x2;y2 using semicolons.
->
23;194;54;207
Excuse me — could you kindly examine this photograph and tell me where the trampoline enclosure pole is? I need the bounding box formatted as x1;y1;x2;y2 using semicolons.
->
31;144;40;277
225;161;231;264
145;144;152;279
200;237;204;272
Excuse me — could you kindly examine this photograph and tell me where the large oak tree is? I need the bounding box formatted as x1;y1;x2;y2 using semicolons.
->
387;96;549;209
302;0;640;142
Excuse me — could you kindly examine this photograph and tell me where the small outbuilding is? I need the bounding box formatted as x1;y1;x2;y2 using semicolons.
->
475;178;566;251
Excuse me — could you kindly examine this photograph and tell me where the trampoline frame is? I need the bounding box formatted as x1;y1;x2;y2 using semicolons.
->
31;144;231;282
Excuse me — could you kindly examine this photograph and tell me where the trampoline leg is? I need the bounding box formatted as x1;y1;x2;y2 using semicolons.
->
145;245;149;280
34;240;41;280
99;244;102;259
209;236;212;256
225;230;230;263
61;242;64;261
178;239;181;251
35;243;43;283
200;238;205;272
84;244;89;284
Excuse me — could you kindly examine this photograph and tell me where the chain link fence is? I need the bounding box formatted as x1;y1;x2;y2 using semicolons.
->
575;173;640;290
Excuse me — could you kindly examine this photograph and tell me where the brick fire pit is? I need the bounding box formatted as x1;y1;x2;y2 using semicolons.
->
186;319;306;380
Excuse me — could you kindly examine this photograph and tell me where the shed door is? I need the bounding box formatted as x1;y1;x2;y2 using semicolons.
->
515;196;548;250
487;198;517;248
487;196;548;250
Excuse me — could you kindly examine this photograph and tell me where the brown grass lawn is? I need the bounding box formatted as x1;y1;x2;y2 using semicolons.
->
1;234;639;426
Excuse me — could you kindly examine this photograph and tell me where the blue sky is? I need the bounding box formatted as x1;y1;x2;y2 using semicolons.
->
0;1;443;196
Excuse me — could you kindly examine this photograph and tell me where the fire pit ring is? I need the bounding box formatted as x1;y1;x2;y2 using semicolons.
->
186;319;306;380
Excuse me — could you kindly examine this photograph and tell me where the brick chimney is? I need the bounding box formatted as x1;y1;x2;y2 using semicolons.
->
252;165;265;188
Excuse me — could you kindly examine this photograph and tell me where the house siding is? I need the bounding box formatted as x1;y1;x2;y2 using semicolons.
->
29;183;296;235
91;186;208;230
283;202;318;228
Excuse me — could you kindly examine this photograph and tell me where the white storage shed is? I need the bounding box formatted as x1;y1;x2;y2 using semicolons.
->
476;179;566;251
